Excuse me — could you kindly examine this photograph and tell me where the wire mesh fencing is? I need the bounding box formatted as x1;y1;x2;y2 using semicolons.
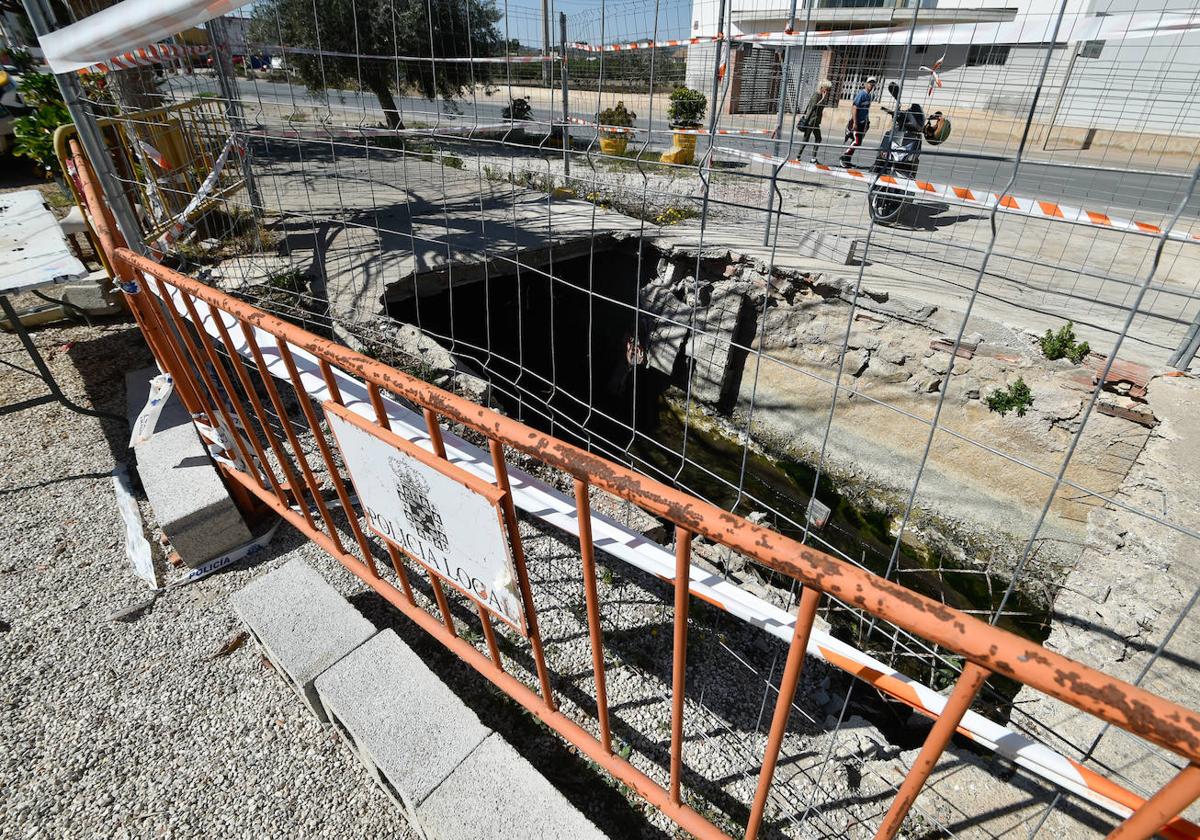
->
47;0;1200;833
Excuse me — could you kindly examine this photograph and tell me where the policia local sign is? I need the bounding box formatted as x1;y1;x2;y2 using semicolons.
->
323;402;526;632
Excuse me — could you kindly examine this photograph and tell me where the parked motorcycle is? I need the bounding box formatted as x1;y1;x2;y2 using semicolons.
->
867;81;951;224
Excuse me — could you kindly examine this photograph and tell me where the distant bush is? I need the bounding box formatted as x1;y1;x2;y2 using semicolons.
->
502;97;532;121
597;101;635;131
1039;321;1090;364
986;377;1034;417
666;86;706;127
442;154;464;169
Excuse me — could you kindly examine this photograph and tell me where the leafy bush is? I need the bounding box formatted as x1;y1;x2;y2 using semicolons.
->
1038;321;1090;365
502;97;532;121
13;73;70;178
986;377;1034;417
666;86;706;127
441;154;464;169
7;48;37;74
597;101;636;132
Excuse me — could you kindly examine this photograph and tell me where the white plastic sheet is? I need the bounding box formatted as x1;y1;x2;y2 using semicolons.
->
38;0;249;74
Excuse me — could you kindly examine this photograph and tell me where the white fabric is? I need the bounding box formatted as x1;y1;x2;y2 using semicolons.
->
39;0;249;74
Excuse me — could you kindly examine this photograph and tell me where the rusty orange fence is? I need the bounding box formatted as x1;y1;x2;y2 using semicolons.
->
74;140;1200;839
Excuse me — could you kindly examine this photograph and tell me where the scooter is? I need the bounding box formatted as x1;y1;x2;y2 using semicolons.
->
868;81;950;224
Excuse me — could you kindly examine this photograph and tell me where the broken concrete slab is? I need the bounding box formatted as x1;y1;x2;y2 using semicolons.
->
125;368;252;567
315;629;491;826
232;558;377;721
416;732;606;840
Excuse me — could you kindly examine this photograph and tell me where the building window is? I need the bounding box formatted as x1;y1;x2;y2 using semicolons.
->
967;45;1011;66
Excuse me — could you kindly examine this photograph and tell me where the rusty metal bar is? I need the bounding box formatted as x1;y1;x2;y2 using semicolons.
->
574;478;612;754
175;293;265;489
113;247;1200;770
477;603;505;670
489;439;556;711
875;661;992;839
356;383;419;600
1107;764;1200;840
239;323;339;542
423;407;448;458
670;526;693;806
276;340;378;569
745;585;823;840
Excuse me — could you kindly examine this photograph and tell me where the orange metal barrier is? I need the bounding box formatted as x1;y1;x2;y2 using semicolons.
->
75;141;1200;840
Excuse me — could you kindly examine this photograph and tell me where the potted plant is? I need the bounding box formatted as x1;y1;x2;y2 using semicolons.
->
662;86;706;165
596;101;635;156
502;97;533;143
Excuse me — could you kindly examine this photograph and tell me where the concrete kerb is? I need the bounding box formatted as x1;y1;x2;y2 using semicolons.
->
126;367;252;567
314;629;492;830
416;732;608;840
231;558;378;722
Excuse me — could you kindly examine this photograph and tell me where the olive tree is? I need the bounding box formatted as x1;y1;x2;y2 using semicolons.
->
250;0;502;129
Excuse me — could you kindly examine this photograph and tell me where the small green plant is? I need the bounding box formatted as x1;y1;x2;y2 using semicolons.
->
986;377;1034;417
7;48;37;74
666;86;706;128
12;73;70;178
1038;321;1091;364
596;101;636;134
654;205;697;226
502;97;532;121
441;154;464;170
600;566;614;587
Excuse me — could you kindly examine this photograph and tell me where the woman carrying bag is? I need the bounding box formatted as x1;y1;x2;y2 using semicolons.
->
796;79;832;164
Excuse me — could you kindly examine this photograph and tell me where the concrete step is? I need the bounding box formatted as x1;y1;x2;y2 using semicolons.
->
125;367;252;567
231;558;377;722
316;629;607;840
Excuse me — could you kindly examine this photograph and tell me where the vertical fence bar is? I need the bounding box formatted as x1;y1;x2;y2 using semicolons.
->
745;585;823;840
357;386;420;604
276;342;378;564
1106;764;1200;840
670;526;693;805
573;478;612;754
489;439;556;711
874;661;991;840
239;327;346;549
559;11;571;177
477;603;505;670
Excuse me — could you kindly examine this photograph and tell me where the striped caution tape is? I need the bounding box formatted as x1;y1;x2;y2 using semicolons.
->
716;145;1200;242
565;116;774;137
154;134;240;251
150;278;1199;840
80;42;210;74
249;43;554;64
567;34;722;52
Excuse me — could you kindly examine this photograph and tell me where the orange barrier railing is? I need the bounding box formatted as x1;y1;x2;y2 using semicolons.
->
73;139;1200;840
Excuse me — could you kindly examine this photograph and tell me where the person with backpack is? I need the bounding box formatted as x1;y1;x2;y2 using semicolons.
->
796;79;832;164
840;76;876;167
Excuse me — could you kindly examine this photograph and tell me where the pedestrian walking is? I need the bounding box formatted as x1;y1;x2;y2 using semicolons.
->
839;76;876;167
796;79;832;163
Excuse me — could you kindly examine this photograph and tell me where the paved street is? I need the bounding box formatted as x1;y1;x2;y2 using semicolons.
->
165;75;1199;220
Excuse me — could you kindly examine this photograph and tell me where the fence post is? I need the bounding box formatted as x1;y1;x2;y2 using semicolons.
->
559;12;571;177
761;0;800;246
208;15;263;217
22;0;146;257
1169;309;1200;370
704;0;728;160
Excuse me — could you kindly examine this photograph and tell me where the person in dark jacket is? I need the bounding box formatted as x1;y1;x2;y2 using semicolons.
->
796;79;832;163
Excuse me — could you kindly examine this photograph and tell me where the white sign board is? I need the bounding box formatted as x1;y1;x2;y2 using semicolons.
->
323;402;526;632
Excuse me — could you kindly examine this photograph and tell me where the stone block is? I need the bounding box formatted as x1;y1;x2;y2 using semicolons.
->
315;630;490;826
134;419;253;566
125;367;191;433
416;732;606;840
232;558;377;721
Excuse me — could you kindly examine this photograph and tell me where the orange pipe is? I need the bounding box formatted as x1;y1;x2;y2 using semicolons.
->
670;526;692;805
1108;764;1200;840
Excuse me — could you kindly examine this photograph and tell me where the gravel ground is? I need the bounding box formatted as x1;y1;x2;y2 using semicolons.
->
0;317;415;839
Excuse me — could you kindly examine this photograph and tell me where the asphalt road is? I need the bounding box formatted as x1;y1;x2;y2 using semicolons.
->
165;76;1198;220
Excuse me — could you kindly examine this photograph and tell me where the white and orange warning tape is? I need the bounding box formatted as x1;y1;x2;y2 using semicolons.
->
80;42;209;74
567;34;722;52
716;145;1200;242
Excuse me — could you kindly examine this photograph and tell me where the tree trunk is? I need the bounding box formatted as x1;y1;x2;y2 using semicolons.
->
371;82;404;130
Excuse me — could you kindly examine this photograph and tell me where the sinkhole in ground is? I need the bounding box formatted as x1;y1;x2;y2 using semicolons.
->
385;241;1049;701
